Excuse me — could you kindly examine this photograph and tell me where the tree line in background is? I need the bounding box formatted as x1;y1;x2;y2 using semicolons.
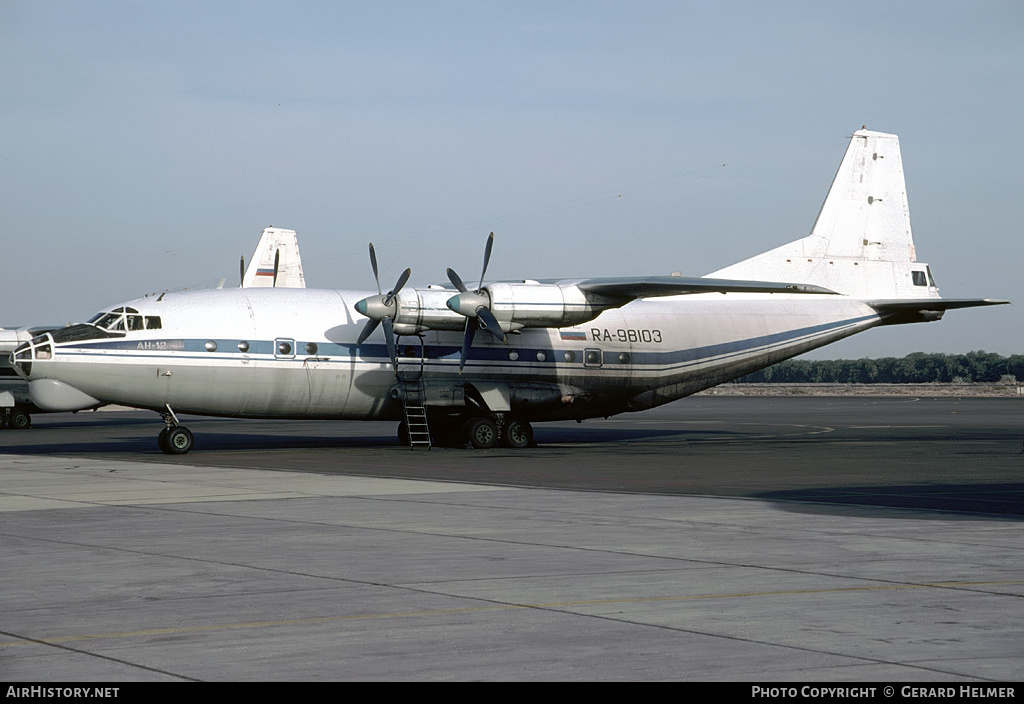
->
734;352;1024;384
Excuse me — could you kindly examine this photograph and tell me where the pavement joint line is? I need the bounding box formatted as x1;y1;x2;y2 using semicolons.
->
3;579;1023;650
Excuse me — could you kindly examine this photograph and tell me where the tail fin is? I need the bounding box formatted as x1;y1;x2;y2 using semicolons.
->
241;227;307;288
709;129;936;300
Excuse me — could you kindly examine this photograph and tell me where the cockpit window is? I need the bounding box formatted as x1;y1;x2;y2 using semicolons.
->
95;312;125;330
50;323;124;343
912;271;927;286
90;307;159;331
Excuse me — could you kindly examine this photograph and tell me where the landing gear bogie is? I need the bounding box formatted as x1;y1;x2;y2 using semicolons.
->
427;413;536;450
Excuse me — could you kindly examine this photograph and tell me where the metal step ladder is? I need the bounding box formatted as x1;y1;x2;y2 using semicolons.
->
400;376;431;449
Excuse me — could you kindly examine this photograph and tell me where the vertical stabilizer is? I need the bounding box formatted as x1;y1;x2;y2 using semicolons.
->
242;227;306;288
708;129;935;300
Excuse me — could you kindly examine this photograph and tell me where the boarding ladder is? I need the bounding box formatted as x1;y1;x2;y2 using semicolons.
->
396;335;431;449
399;377;431;449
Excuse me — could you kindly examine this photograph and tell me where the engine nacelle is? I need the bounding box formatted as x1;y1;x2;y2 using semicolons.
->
368;282;620;335
389;287;470;334
483;282;613;331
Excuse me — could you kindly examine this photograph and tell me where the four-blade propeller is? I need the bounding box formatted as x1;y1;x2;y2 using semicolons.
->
354;234;504;373
445;232;506;372
354;243;411;370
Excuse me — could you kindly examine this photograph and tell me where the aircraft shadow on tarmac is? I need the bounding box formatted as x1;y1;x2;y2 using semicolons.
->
754;484;1024;521
3;432;395;455
3;420;719;454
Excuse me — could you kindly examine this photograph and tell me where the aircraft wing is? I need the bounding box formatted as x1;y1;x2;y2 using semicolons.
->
868;298;1010;312
571;276;838;299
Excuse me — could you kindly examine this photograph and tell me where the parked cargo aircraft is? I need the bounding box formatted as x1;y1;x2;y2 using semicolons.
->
11;129;1007;453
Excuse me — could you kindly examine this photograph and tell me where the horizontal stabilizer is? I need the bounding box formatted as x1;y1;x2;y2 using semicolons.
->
575;276;838;299
868;298;1009;312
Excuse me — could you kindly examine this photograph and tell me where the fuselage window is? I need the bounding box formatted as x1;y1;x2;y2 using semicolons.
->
145;316;162;330
305;342;318;355
912;271;927;286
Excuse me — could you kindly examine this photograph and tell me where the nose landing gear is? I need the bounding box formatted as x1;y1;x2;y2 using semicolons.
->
157;405;193;454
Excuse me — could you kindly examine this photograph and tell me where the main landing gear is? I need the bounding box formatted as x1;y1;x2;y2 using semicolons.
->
157;405;193;455
407;413;535;450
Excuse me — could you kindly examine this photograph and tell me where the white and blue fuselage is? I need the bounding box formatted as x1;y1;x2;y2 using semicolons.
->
10;129;1006;452
16;286;882;421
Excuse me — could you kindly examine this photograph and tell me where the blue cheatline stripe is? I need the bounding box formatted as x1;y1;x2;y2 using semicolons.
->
51;314;877;370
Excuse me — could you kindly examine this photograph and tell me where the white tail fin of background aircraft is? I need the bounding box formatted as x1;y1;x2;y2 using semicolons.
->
241;227;306;288
710;129;931;300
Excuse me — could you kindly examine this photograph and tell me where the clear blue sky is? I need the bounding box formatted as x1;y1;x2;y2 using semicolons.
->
1;1;1020;358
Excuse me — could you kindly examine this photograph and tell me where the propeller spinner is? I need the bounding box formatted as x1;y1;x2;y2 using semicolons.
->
354;242;410;370
445;232;506;372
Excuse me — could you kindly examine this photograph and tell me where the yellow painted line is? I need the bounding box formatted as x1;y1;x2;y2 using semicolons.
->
4;580;1022;649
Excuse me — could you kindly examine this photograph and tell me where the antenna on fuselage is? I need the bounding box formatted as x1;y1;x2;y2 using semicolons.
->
239;256;245;288
272;249;280;288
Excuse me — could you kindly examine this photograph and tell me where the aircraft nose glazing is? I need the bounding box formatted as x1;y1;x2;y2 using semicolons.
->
12;342;34;378
11;336;52;379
